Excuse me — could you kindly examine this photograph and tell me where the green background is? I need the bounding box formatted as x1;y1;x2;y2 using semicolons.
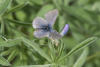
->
0;0;100;67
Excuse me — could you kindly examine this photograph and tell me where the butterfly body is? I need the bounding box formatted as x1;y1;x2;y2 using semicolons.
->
40;24;52;32
49;30;62;40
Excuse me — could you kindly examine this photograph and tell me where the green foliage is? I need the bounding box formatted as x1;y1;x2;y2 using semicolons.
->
22;37;51;62
0;56;10;66
58;37;97;62
0;0;100;67
15;64;52;67
0;0;12;16
73;48;89;67
0;38;21;47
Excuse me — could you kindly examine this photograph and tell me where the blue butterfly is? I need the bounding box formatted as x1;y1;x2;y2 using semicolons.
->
32;9;69;40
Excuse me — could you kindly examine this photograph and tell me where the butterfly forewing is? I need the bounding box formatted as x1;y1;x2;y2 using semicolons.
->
32;17;48;28
45;9;58;26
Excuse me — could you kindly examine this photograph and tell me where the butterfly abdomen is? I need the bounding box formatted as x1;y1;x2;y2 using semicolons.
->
49;30;62;40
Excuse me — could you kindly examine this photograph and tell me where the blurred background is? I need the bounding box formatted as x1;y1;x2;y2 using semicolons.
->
0;0;100;67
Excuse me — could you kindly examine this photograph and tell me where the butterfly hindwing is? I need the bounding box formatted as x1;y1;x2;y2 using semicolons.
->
34;29;49;38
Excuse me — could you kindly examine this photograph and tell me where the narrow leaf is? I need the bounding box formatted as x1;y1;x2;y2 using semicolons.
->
0;56;10;66
73;48;89;67
37;4;54;17
0;38;21;47
5;2;28;14
63;6;96;24
21;37;51;62
6;19;31;26
15;64;51;67
58;37;97;61
0;0;12;16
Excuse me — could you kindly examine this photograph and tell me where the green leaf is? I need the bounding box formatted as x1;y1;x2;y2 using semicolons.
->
64;0;70;6
58;37;97;61
63;6;96;24
37;4;54;17
15;0;28;4
21;37;51;62
48;41;56;62
7;49;17;62
58;16;66;32
29;0;44;5
0;18;5;35
5;2;28;14
92;1;100;12
77;0;89;6
52;0;61;10
16;0;44;5
73;48;89;67
6;19;31;26
0;38;21;47
0;56;10;66
0;0;12;16
15;64;51;67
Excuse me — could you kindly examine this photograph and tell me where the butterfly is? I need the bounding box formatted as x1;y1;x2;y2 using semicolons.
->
32;9;69;41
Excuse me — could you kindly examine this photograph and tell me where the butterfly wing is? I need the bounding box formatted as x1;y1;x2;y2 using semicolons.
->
32;17;48;28
45;9;58;26
34;29;49;38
